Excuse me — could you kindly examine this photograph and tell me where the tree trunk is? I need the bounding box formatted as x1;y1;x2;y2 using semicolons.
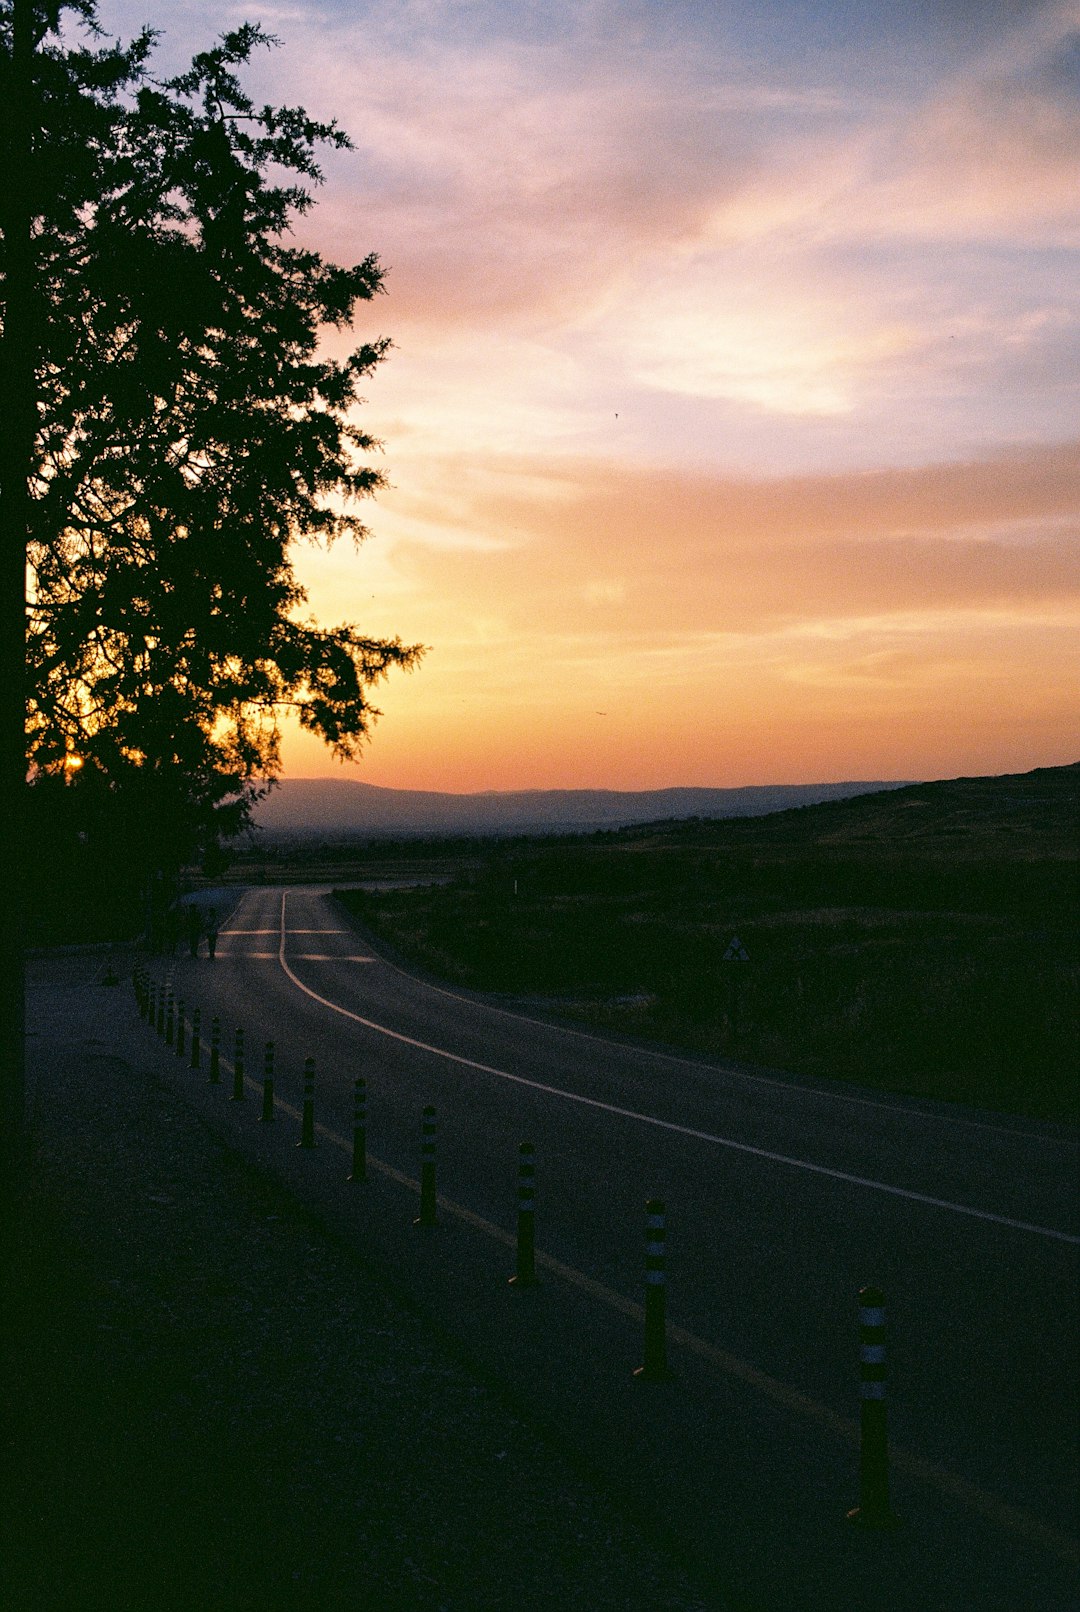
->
0;0;36;1167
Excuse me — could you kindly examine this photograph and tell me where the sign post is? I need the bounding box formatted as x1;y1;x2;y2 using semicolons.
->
723;935;750;1040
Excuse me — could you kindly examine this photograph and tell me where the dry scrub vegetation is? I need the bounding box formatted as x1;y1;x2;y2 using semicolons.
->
338;765;1079;1122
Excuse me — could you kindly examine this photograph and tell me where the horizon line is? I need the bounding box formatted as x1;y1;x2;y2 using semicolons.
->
265;775;916;795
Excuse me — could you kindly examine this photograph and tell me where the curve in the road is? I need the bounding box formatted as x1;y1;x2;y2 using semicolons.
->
334;903;1075;1148
199;988;1080;1569
276;892;1078;1247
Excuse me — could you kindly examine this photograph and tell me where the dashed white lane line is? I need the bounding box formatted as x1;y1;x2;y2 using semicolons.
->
294;954;376;962
215;951;374;961
275;893;1080;1247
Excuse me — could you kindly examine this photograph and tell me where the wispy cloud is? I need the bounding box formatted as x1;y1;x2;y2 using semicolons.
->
91;0;1080;786
288;438;1080;785
372;438;1080;629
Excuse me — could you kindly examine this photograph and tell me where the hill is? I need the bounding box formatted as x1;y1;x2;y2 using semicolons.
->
338;763;1080;1120
252;776;907;839
647;760;1079;860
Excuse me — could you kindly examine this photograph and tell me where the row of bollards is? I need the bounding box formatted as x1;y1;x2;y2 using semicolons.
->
132;963;899;1527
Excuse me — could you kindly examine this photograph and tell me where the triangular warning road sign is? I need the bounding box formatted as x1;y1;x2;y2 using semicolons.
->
723;936;750;963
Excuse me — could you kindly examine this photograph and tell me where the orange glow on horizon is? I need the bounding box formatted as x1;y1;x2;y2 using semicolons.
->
192;0;1080;795
281;440;1080;793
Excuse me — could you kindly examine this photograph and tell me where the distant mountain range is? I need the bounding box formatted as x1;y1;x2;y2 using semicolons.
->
252;777;910;840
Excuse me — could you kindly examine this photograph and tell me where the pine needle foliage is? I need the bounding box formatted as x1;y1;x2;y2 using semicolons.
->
2;3;422;869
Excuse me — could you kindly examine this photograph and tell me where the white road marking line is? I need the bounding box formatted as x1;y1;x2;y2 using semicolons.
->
357;917;1074;1149
294;954;376;962
217;950;373;961
195;1029;1080;1567
263;885;1075;1149
276;893;1079;1246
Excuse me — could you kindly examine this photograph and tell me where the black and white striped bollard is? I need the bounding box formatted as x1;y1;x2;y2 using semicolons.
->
190;1007;201;1071
209;1016;221;1083
297;1056;316;1148
260;1040;275;1123
847;1286;899;1528
414;1106;437;1227
508;1142;537;1288
231;1028;245;1101
634;1199;672;1381
347;1077;366;1181
176;998;186;1058
165;988;175;1046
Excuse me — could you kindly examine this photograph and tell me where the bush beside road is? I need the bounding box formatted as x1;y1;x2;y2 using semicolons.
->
337;765;1080;1123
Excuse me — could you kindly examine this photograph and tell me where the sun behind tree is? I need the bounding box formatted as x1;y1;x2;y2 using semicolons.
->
6;5;422;891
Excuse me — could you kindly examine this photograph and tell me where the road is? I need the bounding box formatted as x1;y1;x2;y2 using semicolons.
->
136;884;1079;1608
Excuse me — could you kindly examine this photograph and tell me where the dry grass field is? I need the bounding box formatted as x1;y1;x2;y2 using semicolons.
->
337;764;1079;1122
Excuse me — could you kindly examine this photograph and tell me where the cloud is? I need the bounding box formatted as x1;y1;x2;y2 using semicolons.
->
293;438;1080;789
808;5;1080;248
135;0;1069;458
303;46;763;337
855;85;1080;248
86;0;1080;786
354;439;1080;664
598;265;920;416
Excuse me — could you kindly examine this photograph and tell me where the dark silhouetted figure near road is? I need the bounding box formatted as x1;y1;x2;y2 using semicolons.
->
186;904;201;959
205;908;218;960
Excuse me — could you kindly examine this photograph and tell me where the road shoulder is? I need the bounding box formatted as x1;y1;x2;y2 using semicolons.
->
4;957;713;1611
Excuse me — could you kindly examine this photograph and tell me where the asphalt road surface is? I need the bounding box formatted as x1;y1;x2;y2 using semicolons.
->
133;884;1079;1609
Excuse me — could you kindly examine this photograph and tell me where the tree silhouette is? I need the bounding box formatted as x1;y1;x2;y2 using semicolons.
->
24;13;421;807
0;2;423;1139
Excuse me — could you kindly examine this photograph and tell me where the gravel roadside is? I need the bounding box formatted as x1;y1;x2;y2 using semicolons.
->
2;955;716;1612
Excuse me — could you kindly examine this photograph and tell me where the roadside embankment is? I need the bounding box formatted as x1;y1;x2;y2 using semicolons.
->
2;951;712;1612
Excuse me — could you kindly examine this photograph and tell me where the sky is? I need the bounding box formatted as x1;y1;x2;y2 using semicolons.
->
98;0;1080;791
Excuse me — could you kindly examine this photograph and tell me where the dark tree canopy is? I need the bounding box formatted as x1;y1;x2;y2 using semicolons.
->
1;2;422;875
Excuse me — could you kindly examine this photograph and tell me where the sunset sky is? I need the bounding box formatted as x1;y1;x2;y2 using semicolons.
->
99;0;1079;791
